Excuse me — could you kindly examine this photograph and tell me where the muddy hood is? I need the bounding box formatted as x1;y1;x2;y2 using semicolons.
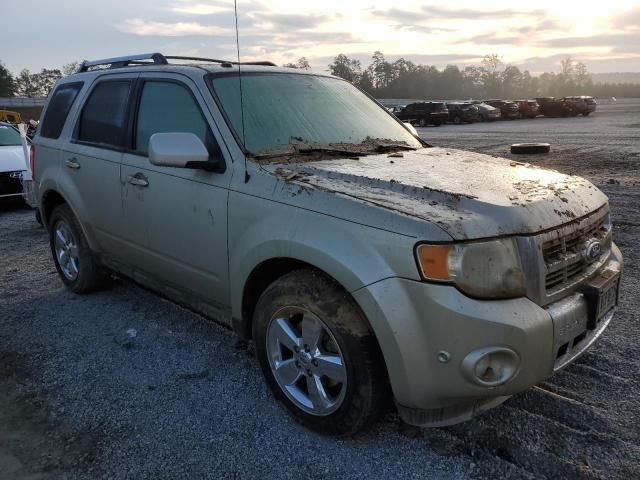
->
266;147;608;239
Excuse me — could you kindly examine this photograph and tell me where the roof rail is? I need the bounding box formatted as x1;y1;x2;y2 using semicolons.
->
75;53;277;73
77;53;168;72
165;56;277;67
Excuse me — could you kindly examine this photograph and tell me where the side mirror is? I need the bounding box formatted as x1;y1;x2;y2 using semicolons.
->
148;132;210;169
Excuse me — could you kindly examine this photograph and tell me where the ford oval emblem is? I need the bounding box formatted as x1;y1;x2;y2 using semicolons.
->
582;238;602;263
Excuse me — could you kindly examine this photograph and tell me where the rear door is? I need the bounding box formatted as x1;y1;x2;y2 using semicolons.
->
120;73;232;308
60;73;137;253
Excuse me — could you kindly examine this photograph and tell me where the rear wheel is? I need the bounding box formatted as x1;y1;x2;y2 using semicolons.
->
48;204;106;293
253;270;387;436
453;115;461;125
418;118;426;127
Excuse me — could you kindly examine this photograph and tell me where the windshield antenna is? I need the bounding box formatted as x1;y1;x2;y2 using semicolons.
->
234;0;250;183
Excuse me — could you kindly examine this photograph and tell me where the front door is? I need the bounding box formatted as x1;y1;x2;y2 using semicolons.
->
120;73;232;313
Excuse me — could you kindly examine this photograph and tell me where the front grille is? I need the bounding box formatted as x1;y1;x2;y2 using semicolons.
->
542;214;609;292
0;171;24;196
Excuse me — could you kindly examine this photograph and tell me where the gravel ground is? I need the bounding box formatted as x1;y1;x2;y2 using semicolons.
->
1;100;639;479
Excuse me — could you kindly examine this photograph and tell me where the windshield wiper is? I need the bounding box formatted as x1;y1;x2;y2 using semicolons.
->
296;146;370;157
372;142;418;152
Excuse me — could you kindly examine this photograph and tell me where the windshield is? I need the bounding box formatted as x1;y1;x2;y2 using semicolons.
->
209;73;421;155
0;124;21;146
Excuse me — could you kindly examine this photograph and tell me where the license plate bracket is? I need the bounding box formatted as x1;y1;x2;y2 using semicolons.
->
582;270;620;330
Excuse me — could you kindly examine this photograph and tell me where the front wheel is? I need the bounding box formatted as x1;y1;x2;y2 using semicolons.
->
253;270;387;436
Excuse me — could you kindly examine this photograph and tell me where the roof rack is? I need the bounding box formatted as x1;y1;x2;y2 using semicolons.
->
76;53;277;73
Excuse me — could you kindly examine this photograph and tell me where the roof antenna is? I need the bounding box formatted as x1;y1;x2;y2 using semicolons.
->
234;0;250;183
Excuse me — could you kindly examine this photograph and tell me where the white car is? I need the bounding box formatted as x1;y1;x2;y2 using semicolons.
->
0;122;30;200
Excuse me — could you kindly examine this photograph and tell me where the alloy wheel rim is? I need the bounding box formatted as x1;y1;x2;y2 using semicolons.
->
53;220;79;281
266;306;347;416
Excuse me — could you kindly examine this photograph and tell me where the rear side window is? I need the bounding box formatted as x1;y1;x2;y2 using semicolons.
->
77;81;131;148
134;81;216;157
40;82;83;139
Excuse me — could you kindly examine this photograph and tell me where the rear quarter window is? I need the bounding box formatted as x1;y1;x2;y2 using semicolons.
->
39;82;83;139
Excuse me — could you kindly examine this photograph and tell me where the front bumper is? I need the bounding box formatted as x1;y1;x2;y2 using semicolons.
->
0;170;25;199
353;244;622;426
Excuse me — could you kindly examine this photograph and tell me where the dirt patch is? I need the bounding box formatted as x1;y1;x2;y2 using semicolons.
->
0;350;103;479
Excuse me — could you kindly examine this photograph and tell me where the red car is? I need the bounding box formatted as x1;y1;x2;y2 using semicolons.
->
516;100;539;119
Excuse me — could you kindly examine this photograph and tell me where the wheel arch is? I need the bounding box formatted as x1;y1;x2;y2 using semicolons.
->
237;256;372;341
40;188;100;251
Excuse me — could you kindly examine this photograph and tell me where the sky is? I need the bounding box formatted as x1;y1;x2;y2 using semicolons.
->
2;0;639;74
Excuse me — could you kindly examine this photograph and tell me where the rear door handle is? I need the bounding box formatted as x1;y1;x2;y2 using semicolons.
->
65;158;80;169
126;173;149;187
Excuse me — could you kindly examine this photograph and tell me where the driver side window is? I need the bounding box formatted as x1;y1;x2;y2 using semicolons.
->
134;81;220;158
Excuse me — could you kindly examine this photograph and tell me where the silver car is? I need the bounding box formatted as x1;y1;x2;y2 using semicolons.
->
32;53;623;435
0;122;30;200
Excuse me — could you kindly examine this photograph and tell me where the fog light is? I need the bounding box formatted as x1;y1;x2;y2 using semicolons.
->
461;347;520;387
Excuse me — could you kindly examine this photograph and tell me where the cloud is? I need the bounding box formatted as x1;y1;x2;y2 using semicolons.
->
252;13;330;30
115;18;233;36
371;6;545;23
609;6;640;31
171;3;231;15
536;32;640;49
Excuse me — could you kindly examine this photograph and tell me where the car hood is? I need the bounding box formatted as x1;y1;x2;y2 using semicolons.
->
0;145;29;173
265;147;607;240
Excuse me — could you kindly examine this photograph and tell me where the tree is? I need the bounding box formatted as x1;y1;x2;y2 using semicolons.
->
327;54;362;84
33;68;62;96
14;68;61;97
283;57;310;70
0;61;15;96
502;65;523;98
480;54;504;97
62;61;80;76
560;57;575;76
15;69;39;97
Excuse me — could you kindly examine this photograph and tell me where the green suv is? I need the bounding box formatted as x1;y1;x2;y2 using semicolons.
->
32;53;622;435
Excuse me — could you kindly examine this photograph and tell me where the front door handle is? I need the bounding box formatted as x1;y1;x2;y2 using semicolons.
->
126;172;149;187
65;158;80;169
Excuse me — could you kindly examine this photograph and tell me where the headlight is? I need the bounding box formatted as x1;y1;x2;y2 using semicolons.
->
415;239;526;299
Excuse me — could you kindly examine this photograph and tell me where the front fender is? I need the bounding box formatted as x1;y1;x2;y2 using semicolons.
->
228;190;421;321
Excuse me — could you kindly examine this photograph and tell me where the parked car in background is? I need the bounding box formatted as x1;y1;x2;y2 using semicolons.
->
484;100;520;119
516;100;539;119
446;102;480;124
0;110;22;124
395;102;449;126
472;101;501;121
536;97;578;117
561;96;597;116
0;122;29;201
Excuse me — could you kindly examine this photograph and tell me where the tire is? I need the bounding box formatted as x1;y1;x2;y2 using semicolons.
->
510;143;551;154
583;112;590;116
453;116;461;125
48;204;106;293
434;122;441;127
418;118;426;127
253;269;387;436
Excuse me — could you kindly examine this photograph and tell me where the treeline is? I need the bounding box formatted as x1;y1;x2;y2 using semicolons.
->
323;52;640;99
2;55;640;99
0;62;78;97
